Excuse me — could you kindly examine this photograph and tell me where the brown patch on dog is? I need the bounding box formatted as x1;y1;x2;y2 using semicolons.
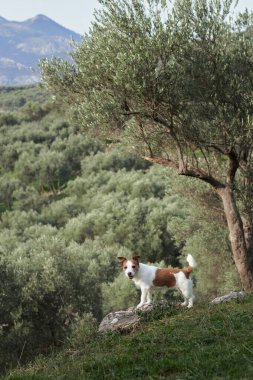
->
153;268;177;288
131;257;140;269
183;265;193;277
118;257;128;267
153;265;193;287
165;266;193;279
130;258;140;273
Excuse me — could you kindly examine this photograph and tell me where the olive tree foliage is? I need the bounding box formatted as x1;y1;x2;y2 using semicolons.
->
0;235;103;370
0;175;21;208
41;0;253;291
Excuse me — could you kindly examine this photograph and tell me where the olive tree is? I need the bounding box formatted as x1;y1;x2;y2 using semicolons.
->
41;0;253;291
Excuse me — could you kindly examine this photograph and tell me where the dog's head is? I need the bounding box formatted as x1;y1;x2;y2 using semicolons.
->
118;256;140;280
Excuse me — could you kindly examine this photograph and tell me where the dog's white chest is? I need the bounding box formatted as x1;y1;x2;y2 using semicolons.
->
132;264;157;288
133;278;148;289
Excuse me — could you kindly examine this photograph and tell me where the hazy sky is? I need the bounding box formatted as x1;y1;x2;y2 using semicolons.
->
1;0;253;35
1;0;101;35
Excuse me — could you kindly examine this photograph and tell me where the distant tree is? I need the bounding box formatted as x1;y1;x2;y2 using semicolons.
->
40;196;82;228
13;186;41;211
0;175;21;208
17;96;26;107
36;150;71;192
20;102;46;122
0;112;19;126
101;272;139;314
1;145;19;171
63;134;103;172
41;0;253;291
15;151;38;184
0;235;103;369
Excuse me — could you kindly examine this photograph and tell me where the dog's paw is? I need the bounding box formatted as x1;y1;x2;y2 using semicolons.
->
136;302;153;312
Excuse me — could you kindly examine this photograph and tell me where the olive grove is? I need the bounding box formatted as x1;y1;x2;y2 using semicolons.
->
41;0;253;291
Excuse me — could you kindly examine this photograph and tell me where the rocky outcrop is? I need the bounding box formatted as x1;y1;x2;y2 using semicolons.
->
210;291;246;305
99;291;247;333
98;304;154;333
98;310;139;333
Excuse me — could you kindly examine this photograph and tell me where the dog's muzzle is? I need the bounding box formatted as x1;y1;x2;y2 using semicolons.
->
127;272;134;279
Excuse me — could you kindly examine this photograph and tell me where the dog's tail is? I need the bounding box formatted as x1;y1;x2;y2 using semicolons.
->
185;254;197;274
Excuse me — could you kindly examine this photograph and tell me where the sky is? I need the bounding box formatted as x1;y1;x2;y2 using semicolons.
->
1;0;253;36
1;0;101;35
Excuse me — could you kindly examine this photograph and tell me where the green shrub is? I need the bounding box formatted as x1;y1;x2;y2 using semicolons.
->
13;186;42;211
0;236;104;370
20;102;47;122
0;175;21;208
0;145;19;171
101;273;139;315
67;313;98;351
0;112;19;126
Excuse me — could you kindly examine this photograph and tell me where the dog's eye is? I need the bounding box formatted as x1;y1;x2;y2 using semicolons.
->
132;265;136;269
124;266;127;269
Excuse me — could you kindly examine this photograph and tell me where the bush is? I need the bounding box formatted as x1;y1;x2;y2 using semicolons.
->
20;102;47;122
0;145;19;171
0;175;21;208
81;148;150;175
101;273;139;315
15;151;38;184
13;186;42;211
36;150;72;191
67;313;98;351
0;236;104;370
51;134;103;173
0;112;19;126
40;196;82;228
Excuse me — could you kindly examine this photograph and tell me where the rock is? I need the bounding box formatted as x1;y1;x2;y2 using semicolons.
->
99;293;248;333
98;303;158;333
98;310;140;333
98;300;184;333
210;291;246;305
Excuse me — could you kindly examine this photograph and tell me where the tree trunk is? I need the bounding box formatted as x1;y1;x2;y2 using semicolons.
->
217;185;253;292
143;155;253;291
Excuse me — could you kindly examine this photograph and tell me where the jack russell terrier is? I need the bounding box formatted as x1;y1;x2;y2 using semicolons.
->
118;254;197;309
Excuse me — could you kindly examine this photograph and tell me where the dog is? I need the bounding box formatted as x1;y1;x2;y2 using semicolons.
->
118;254;197;309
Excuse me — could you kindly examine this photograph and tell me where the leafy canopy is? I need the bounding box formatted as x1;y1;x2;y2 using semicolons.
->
41;1;253;214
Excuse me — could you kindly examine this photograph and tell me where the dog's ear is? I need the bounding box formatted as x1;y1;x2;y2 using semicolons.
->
132;256;140;263
118;257;126;266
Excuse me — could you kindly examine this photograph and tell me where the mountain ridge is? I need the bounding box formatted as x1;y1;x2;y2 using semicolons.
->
0;14;81;85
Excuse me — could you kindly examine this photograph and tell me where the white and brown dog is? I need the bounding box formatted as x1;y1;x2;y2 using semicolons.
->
118;254;197;309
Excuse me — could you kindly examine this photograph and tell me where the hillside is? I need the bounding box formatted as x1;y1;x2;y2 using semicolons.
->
6;296;253;380
0;15;81;85
0;86;241;376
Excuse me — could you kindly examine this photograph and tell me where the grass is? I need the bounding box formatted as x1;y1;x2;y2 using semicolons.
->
5;295;253;380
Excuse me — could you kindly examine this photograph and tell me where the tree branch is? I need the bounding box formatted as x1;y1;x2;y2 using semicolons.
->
144;155;225;190
226;149;239;186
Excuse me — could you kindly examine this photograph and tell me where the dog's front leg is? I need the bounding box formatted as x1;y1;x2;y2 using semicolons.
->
136;287;149;308
146;288;152;304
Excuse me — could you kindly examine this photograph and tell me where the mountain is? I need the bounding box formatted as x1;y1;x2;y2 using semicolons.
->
0;15;81;86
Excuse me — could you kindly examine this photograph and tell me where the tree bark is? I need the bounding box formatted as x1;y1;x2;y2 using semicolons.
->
217;185;253;292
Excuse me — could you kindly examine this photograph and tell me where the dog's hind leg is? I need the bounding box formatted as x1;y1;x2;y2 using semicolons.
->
175;272;195;308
